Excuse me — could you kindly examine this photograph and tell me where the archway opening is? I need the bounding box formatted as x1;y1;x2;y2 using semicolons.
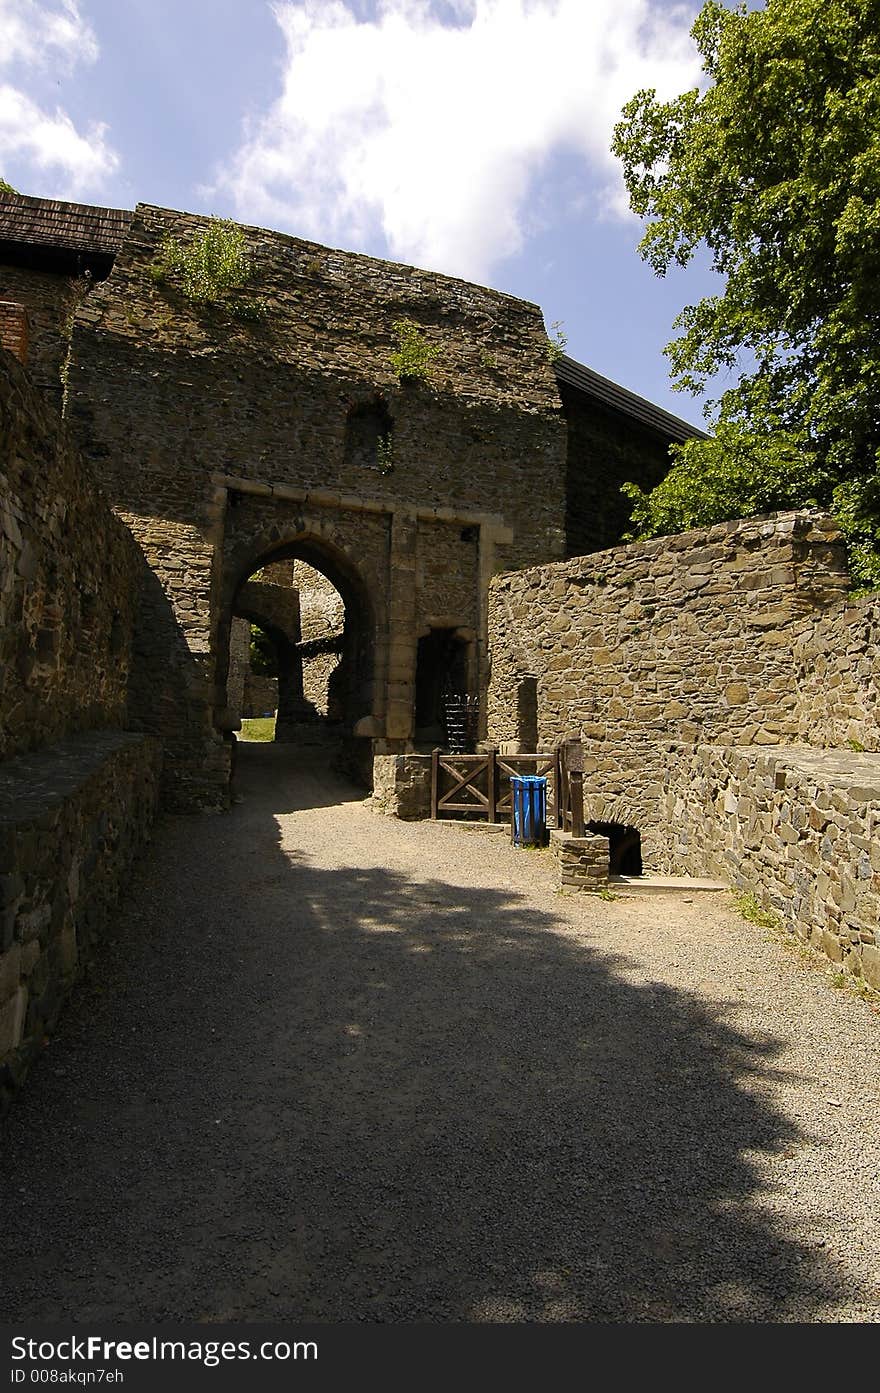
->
586;821;643;876
224;539;373;767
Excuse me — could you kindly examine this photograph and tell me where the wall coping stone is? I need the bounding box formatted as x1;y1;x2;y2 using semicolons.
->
0;731;159;826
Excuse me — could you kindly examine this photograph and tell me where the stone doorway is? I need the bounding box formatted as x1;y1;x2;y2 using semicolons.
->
219;529;376;781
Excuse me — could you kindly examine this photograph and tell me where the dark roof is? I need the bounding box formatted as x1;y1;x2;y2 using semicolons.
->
554;353;707;442
0;193;132;278
0;193;131;255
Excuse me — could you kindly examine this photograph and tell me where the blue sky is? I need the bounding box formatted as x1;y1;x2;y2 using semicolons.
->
0;0;724;426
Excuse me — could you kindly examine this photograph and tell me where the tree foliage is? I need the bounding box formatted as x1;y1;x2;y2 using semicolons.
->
612;0;880;586
0;177;17;194
249;625;277;676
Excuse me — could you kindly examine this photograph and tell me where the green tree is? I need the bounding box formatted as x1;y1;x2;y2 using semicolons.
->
612;0;880;586
0;177;17;194
249;625;277;676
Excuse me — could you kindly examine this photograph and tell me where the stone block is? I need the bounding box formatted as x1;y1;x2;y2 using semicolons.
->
0;944;21;1003
857;943;880;989
0;986;27;1057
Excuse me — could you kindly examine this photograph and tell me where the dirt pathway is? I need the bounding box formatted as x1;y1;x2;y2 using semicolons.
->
1;743;878;1322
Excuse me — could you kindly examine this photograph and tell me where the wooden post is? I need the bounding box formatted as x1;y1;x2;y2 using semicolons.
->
570;769;585;839
431;748;440;819
486;746;498;824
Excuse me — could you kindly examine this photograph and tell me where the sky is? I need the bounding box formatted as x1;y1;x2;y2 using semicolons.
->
0;0;725;426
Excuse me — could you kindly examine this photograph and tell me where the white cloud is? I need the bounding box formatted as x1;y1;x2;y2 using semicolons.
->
213;0;700;282
0;0;98;73
0;86;117;193
0;1;117;194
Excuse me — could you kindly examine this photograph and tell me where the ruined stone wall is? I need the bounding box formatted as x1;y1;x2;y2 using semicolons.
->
0;265;82;412
294;560;344;715
236;579;300;642
559;384;678;557
0;731;161;1109
226;615;250;718
62;203;567;806
242;674;278;718
793;595;880;752
488;512;850;757
487;509;880;977
0;350;142;761
663;745;880;989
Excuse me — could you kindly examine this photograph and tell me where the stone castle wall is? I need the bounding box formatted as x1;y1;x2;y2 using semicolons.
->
0;350;143;761
0;732;161;1110
559;384;678;557
295;561;344;716
487;511;880;980
663;745;879;989
0;351;162;1107
793;595;880;751
488;512;850;757
0;266;83;413
62;203;568;807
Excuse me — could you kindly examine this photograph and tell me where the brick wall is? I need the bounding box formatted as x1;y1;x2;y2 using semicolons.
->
0;301;28;363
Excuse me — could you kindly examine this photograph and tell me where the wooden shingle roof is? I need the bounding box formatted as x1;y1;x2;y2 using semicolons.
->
0;193;132;256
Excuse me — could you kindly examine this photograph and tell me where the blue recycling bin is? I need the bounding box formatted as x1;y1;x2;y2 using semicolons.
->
510;774;548;848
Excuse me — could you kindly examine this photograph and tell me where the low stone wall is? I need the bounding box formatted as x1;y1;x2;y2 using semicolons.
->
551;829;610;892
662;745;880;987
0;731;161;1110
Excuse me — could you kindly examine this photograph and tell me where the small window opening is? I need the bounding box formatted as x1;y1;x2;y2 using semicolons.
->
586;821;642;876
345;399;394;471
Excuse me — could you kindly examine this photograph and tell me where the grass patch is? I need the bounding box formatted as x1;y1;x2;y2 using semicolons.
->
733;891;880;1012
238;716;275;742
731;889;781;929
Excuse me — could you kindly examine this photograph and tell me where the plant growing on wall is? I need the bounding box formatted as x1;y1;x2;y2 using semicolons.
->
376;434;394;475
0;177;17;194
545;320;567;364
390;318;440;383
150;218;267;321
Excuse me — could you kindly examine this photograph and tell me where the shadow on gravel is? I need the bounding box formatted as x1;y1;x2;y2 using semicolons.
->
0;749;843;1323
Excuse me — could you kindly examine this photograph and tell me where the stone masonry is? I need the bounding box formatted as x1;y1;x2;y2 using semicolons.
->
0;732;161;1110
0;349;162;1106
0;350;142;761
550;829;611;892
487;509;879;977
664;745;880;988
59;202;574;808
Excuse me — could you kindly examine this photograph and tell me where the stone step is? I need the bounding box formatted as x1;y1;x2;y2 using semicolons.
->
609;874;728;896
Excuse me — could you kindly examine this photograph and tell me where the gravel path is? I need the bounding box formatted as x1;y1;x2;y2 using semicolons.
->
2;742;878;1323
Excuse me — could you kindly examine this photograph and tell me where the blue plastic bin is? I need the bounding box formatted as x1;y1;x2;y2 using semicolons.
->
510;774;548;848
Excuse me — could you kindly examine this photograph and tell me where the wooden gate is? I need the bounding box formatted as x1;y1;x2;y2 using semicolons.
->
431;749;556;824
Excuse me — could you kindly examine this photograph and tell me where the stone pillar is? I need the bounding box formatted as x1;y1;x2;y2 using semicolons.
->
385;510;419;741
550;829;610;891
227;616;250;720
